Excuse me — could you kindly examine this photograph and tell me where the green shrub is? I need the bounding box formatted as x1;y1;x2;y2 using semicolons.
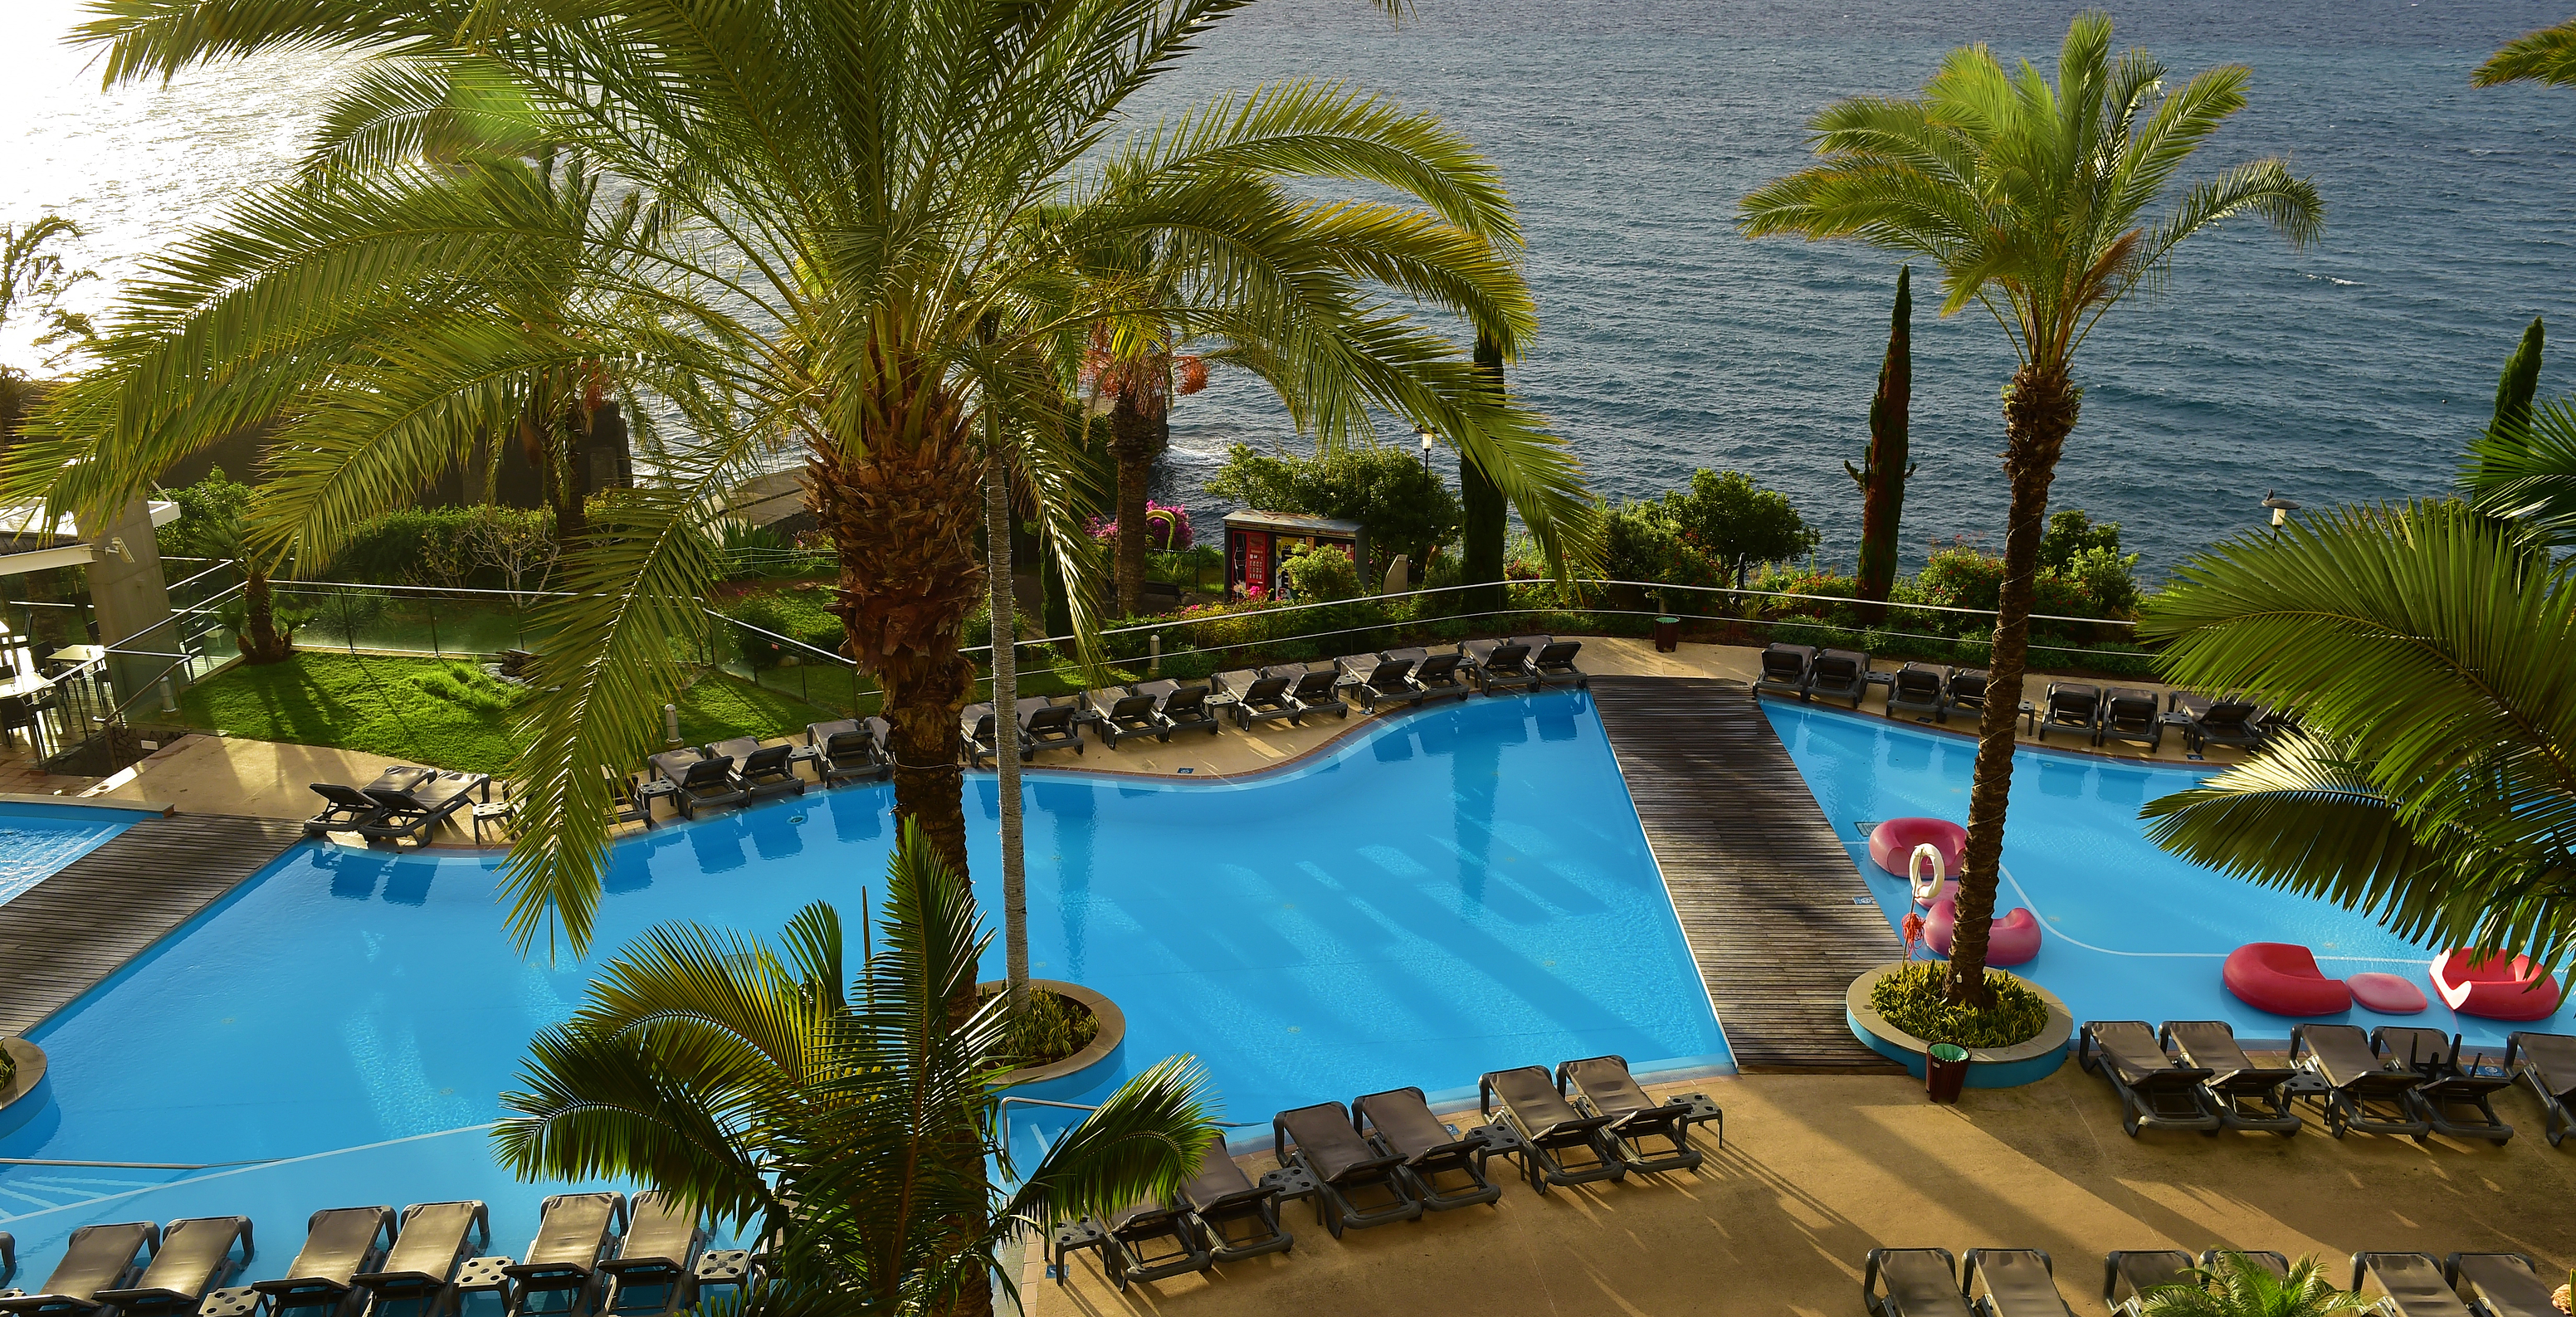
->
1277;544;1361;603
723;588;845;666
984;988;1100;1069
1869;961;2049;1047
0;1043;14;1089
1205;441;1461;568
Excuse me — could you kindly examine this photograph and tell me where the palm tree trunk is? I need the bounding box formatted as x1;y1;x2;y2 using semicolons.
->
986;451;1029;1011
1109;393;1155;617
1948;360;2078;1006
242;567;289;664
1461;335;1508;617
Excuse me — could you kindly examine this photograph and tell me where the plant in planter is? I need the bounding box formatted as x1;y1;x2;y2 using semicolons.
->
2139;1252;2373;1317
0;1041;15;1088
1867;961;2047;1048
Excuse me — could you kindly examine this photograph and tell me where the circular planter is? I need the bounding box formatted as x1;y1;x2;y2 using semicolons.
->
0;1037;52;1141
1846;963;2072;1090
980;978;1125;1101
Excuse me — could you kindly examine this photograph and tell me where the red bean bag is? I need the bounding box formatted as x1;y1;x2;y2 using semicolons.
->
2347;972;2427;1015
2222;943;2351;1017
1924;898;2042;968
1871;817;1967;880
2432;949;2564;1022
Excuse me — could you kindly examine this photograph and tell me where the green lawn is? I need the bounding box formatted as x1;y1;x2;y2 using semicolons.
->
177;651;845;776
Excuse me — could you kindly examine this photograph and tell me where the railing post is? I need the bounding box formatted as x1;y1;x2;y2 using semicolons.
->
1149;632;1161;677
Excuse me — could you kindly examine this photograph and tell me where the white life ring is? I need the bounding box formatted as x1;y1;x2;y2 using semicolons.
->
1908;842;1947;902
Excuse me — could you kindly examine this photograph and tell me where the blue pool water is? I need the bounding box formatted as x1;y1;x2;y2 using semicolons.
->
0;691;1723;1281
0;802;147;906
1766;701;2571;1048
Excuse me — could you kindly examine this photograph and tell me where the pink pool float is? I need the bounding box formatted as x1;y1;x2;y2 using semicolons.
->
2346;972;2428;1015
2222;942;2351;1017
2432;949;2564;1022
1871;817;1967;905
1923;897;2042;968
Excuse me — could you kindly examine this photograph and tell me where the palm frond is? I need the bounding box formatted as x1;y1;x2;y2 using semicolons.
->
2464;397;2576;544
2473;17;2576;88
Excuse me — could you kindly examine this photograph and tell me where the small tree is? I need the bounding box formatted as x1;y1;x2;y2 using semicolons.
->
1847;265;1915;622
1658;469;1818;595
1277;544;1362;603
159;468;296;663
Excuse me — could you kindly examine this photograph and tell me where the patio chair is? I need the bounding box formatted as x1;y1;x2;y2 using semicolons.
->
1458;638;1539;695
250;1207;396;1317
598;1192;706;1317
1096;1197;1210;1290
1334;653;1427;714
2372;1027;2514;1144
1134;680;1222;736
1808;648;1871;709
1525;637;1587;688
2291;1022;2430;1139
2353;1252;2476;1317
1477;1065;1623;1193
1273;1102;1422;1237
2098;688;2164;752
1083;688;1172;748
650;749;749;820
1863;1247;1970;1317
92;1217;252;1317
1754;642;1814;700
2037;683;2101;744
1386;647;1472;702
1555;1055;1710;1173
0;1222;159;1317
959;702;1035;769
2076;1022;2220;1136
804;719;892;784
1213;669;1304;729
350;1200;490;1317
2169;692;2266;755
1283;666;1349;718
1886;663;1947;722
1173;1145;1292;1263
2102;1251;2196;1316
1964;1248;2074;1317
709;737;805;803
2160;1021;2302;1135
1353;1085;1501;1210
500;1191;627;1317
2444;1253;2561;1317
359;772;491;845
2503;1030;2576;1146
1946;667;1992;716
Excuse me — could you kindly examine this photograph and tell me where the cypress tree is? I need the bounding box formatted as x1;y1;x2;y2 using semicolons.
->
1847;265;1915;622
2493;316;2544;437
1459;334;1509;617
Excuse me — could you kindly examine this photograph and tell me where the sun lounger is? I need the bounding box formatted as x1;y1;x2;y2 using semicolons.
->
2444;1253;2561;1317
2169;692;2265;754
603;767;659;828
357;772;492;844
2037;683;2101;744
1097;1197;1209;1290
501;1192;627;1316
1173;1147;1292;1262
1756;642;1815;700
1082;688;1170;747
2373;1027;2513;1144
1353;1086;1500;1210
804;719;892;784
1524;636;1587;688
90;1218;251;1317
1947;667;1991;716
1477;1065;1622;1193
0;1222;160;1317
251;1207;395;1317
1134;680;1221;736
2102;1251;2197;1315
1458;638;1539;695
1213;669;1304;729
1864;1248;1970;1317
2098;688;2164;752
709;737;805;802
1015;695;1085;758
650;749;749;820
351;1201;490;1317
305;783;391;837
1555;1055;1709;1173
598;1192;705;1317
959;702;1035;769
2291;1023;2429;1139
1273;1102;1422;1237
1282;666;1349;718
2076;1022;2220;1136
1887;663;1946;722
2354;1252;2476;1317
2504;1031;2576;1146
1404;649;1472;701
2159;1020;2301;1134
1334;653;1427;714
1809;647;1870;708
1964;1249;2073;1317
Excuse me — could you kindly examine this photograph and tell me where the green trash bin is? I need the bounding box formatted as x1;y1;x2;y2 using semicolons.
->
1925;1042;1971;1103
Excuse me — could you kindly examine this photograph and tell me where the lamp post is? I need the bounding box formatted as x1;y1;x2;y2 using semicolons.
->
2261;490;2299;531
1418;429;1434;471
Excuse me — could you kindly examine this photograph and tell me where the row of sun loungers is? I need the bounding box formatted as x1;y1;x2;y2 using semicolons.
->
1870;1246;2566;1317
2077;1021;2576;1145
302;767;495;845
1758;641;2286;755
0;1193;733;1317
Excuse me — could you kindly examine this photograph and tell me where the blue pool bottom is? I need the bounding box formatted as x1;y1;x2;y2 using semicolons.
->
0;800;151;906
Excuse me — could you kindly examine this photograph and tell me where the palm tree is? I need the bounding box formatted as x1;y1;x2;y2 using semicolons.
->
1737;11;2322;1002
2138;1252;2375;1317
2476;17;2576;88
2138;500;2576;970
495;820;1217;1315
11;0;1591;956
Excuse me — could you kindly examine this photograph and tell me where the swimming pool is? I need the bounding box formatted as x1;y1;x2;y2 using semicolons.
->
0;690;1724;1281
1765;700;2569;1049
0;802;146;907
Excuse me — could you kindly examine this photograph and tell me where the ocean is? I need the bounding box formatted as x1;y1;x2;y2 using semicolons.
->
7;0;2573;576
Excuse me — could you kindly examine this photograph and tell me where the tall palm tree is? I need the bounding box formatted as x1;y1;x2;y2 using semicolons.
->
1737;11;2322;1002
2475;17;2576;88
2138;501;2576;971
11;0;1590;956
495;821;1217;1315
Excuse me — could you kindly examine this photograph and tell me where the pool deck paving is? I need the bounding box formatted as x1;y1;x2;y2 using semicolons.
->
1022;1066;2576;1317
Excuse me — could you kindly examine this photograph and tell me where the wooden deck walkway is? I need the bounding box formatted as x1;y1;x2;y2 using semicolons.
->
0;812;305;1034
1589;675;1904;1072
